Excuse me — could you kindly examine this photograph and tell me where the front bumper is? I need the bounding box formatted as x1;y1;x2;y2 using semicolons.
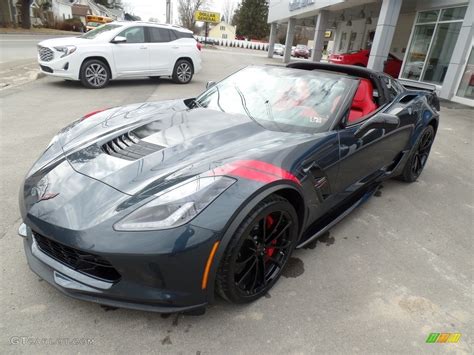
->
38;53;81;80
19;221;218;313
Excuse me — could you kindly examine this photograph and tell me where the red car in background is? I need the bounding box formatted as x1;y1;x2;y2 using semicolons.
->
294;45;310;59
329;49;402;78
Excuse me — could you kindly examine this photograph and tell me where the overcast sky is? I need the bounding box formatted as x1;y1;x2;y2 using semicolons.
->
126;0;241;24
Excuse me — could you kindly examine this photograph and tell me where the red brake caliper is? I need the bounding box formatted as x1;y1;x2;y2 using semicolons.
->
265;215;276;258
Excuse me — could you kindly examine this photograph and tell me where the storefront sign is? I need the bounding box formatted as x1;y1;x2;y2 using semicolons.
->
289;0;315;11
194;10;221;23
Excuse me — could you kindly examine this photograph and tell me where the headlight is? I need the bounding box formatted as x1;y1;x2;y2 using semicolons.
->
54;45;77;58
114;176;236;231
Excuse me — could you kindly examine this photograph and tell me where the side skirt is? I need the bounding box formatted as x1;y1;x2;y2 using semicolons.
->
296;185;378;249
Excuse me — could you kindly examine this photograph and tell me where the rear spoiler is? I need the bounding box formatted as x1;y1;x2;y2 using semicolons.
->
398;79;440;111
398;79;437;92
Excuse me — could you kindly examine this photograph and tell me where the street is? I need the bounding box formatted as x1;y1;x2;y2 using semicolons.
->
0;46;472;354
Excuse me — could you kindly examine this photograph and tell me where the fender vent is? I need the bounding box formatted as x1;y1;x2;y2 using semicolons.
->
102;132;164;161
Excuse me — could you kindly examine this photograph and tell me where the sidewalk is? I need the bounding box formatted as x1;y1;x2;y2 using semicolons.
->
0;59;41;90
0;27;78;36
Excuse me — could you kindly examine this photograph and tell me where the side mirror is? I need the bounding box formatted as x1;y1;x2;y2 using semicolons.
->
206;81;217;90
112;35;127;44
354;113;400;139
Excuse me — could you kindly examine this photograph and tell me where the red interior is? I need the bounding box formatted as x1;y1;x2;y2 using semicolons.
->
348;79;377;123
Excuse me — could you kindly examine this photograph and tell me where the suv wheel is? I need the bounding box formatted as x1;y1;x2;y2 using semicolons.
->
172;59;193;84
80;59;110;89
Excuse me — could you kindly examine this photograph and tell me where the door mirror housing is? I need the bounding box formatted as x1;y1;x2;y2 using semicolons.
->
112;36;127;44
354;113;400;139
206;81;216;90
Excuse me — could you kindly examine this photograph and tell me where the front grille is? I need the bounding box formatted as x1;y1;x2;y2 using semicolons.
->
33;232;121;283
39;65;53;73
38;46;54;62
102;132;164;161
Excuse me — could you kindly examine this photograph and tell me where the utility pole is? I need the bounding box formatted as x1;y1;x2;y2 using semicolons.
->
166;0;171;24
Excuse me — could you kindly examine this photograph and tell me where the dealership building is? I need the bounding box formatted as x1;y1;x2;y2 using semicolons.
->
267;0;474;106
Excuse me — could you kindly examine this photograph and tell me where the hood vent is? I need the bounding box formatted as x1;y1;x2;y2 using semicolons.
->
101;132;164;161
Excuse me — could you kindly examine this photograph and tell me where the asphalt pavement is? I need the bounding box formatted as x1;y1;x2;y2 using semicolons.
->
0;46;472;354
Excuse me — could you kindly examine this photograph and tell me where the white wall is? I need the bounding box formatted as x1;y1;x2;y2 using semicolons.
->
268;0;344;23
53;1;72;21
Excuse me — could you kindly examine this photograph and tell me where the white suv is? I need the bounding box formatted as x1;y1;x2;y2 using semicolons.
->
37;22;202;88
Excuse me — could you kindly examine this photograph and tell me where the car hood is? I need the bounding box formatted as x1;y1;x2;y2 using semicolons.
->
38;36;92;47
55;100;318;197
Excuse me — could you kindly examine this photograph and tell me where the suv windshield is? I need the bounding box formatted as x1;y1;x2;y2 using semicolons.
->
195;66;357;133
81;24;122;39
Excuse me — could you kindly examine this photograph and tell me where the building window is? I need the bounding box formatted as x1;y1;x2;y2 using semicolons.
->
222;34;227;39
338;32;347;51
347;32;357;51
220;25;225;30
401;6;467;85
455;46;474;100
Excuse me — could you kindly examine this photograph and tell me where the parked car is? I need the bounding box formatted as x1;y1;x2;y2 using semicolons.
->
294;44;310;59
329;49;402;77
37;22;202;88
19;63;439;313
291;46;296;57
199;38;218;45
273;43;284;56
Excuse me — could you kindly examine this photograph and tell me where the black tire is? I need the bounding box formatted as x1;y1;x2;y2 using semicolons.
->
216;195;299;303
172;59;193;84
398;125;435;182
80;59;110;89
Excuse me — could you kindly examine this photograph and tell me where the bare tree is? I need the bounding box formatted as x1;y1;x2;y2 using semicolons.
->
177;0;208;31
222;0;237;24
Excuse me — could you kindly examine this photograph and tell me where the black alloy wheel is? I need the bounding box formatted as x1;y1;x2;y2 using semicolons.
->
216;195;299;303
400;125;435;182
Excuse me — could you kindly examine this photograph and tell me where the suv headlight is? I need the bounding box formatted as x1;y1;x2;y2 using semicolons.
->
114;176;236;231
54;45;77;58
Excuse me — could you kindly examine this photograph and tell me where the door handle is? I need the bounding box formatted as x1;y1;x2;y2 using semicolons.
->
140;46;147;49
172;46;179;49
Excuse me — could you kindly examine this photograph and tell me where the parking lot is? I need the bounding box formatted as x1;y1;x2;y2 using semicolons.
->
0;46;472;354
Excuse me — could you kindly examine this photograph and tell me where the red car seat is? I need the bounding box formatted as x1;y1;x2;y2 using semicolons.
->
348;79;377;123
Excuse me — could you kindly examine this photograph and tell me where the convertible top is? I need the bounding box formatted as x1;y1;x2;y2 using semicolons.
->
287;61;391;106
287;61;382;80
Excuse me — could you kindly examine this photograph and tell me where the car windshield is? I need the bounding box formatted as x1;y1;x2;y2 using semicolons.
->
195;66;357;133
297;45;306;49
81;24;122;39
87;22;102;27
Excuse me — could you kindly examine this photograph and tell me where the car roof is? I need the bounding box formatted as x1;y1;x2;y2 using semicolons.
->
112;21;193;33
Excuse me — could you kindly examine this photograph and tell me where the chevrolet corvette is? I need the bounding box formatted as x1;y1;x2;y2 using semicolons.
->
18;62;439;314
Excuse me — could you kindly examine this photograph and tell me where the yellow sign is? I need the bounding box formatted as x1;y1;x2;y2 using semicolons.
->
194;10;220;24
324;31;332;38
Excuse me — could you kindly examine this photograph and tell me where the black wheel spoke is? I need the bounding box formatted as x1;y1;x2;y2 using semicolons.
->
271;240;292;249
265;222;292;247
235;254;255;267
265;212;283;243
267;256;283;268
257;256;266;285
236;258;257;286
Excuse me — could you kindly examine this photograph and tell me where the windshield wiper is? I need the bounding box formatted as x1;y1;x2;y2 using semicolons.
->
234;85;264;129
